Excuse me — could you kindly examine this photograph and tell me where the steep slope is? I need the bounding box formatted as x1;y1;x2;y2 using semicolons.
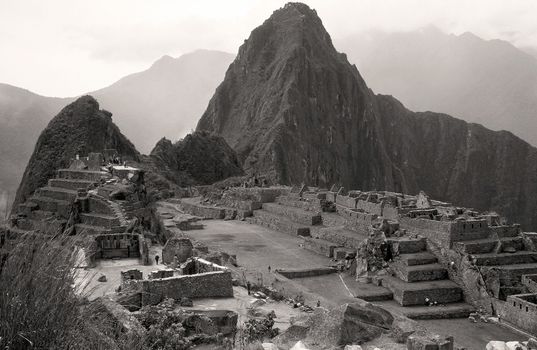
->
0;50;234;213
197;2;537;229
336;28;537;146
11;96;139;213
92;50;234;153
0;84;70;215
150;131;243;186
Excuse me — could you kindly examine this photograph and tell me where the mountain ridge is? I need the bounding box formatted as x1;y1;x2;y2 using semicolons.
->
197;2;537;229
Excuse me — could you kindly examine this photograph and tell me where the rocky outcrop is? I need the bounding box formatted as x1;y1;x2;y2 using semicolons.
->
11;96;139;213
150;131;243;186
197;2;537;229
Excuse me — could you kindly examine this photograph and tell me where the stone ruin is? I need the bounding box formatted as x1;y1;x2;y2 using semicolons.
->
118;257;233;309
162;236;193;265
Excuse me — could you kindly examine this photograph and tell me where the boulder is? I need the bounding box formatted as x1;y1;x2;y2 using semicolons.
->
97;274;107;282
487;341;508;350
390;314;421;343
262;343;279;350
306;301;394;346
506;342;527;350
290;341;310;350
344;346;363;350
250;299;267;308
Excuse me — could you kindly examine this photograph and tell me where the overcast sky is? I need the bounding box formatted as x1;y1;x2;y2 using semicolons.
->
1;0;536;97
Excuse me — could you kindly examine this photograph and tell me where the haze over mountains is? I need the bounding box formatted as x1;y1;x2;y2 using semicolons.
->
197;2;537;229
337;27;537;146
0;50;233;215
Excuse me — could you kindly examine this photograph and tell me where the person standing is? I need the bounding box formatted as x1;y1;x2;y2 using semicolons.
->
155;255;159;265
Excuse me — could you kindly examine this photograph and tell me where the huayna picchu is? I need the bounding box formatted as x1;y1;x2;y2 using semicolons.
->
197;2;537;231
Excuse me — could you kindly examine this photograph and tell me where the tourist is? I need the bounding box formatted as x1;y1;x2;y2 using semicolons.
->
247;281;251;295
155;255;159;265
268;265;271;272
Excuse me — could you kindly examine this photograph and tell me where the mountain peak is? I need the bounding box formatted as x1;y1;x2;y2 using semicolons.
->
151;55;175;68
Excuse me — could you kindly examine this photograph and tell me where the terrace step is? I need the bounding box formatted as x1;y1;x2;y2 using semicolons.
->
276;195;324;212
16;217;65;234
301;236;340;257
310;225;366;249
37;187;77;202
247;209;310;236
320;212;348;227
392;263;448;282
29;196;71;218
387;302;475;320
397;252;438;266
471;251;537;266
262;202;322;226
48;178;96;191
455;236;524;254
388;237;427;254
57;169;110;181
497;263;537;286
381;275;463;306
80;213;120;228
27;210;55;220
88;197;115;215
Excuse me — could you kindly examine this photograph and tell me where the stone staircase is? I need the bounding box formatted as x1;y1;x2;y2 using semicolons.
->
15;168;128;235
380;236;475;319
454;229;537;299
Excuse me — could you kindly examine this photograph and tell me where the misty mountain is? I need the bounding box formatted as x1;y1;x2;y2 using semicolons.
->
92;49;234;153
0;84;69;217
336;27;537;146
197;3;537;229
0;50;234;215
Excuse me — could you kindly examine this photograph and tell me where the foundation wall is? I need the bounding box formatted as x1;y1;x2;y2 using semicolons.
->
502;294;537;335
138;270;233;306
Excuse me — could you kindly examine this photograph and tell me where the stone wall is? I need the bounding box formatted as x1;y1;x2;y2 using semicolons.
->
302;236;339;257
399;217;488;248
339;208;377;235
138;270;233;306
490;225;520;238
162;237;193;265
502;294;537;335
356;200;383;216
138;234;150;265
335;195;358;209
276;267;336;279
522;275;537;293
95;233;141;259
450;219;489;242
179;199;226;219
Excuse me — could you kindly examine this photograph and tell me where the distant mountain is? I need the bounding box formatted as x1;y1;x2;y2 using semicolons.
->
92;50;235;153
197;3;537;229
12;96;140;212
0;84;70;217
150;131;243;186
335;27;537;146
0;50;234;215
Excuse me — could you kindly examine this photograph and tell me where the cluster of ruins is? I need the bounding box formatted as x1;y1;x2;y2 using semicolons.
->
2;151;537;349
